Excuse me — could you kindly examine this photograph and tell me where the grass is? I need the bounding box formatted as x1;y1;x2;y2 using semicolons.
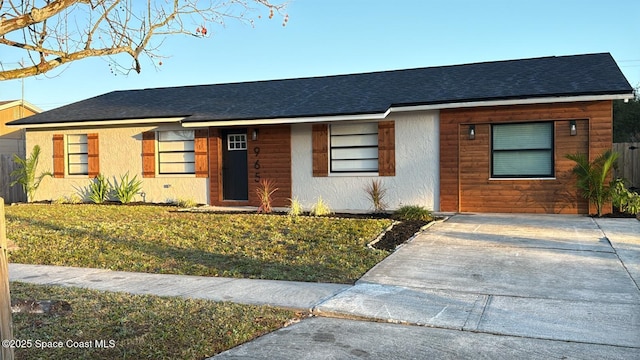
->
9;282;299;359
6;204;392;283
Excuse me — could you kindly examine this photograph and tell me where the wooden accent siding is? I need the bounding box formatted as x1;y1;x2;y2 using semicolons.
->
312;124;328;177
208;128;223;204
209;126;292;207
194;129;209;178
141;131;155;178
440;101;612;214
247;125;292;207
52;134;65;178
378;121;396;176
87;133;100;177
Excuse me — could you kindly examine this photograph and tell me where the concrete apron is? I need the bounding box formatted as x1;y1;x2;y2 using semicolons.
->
314;213;640;348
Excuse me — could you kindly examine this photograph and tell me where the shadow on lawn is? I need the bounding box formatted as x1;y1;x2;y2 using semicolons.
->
8;216;352;283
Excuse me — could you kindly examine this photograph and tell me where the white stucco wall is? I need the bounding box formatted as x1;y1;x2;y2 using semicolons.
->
291;111;440;212
25;124;208;204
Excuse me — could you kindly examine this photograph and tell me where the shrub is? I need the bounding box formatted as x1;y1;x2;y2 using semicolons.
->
288;197;303;218
393;205;433;222
612;178;640;215
565;150;619;217
10;145;52;202
256;179;278;213
175;198;198;208
88;174;110;204
365;179;388;213
113;172;143;204
310;196;332;216
53;194;83;204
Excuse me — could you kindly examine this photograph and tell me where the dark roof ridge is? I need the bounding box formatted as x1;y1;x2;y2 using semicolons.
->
116;52;616;93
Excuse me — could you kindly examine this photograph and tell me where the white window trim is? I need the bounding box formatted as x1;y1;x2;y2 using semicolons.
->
65;134;88;177
329;172;380;177
227;133;247;151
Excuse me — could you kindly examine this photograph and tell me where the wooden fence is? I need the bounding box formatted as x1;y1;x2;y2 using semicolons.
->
0;155;26;204
613;142;640;190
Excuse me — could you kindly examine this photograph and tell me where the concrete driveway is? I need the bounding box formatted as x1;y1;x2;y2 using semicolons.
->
215;214;640;359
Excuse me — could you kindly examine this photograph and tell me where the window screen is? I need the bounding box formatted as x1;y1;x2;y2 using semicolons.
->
492;122;554;177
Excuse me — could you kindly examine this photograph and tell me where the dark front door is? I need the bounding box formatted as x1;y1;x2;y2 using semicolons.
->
222;130;249;200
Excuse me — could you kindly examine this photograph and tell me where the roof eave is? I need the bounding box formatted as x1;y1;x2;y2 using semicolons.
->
7;117;184;129
390;93;634;113
0;100;43;114
183;93;635;127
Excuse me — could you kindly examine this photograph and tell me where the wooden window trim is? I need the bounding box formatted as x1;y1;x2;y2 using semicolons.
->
54;133;99;178
53;134;64;178
143;130;208;178
88;133;100;177
142;131;156;178
378;121;395;176
312;124;328;177
194;129;209;178
313;122;395;177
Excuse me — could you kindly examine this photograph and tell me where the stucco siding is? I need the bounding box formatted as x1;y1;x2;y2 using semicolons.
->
26;125;208;204
291;111;440;212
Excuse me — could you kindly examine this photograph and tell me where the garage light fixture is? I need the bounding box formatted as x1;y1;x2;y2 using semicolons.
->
468;125;475;140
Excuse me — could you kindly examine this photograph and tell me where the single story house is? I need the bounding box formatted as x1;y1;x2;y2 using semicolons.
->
7;53;635;213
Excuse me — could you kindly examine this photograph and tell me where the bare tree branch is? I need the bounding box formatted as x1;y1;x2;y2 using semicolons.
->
0;0;79;37
0;0;287;80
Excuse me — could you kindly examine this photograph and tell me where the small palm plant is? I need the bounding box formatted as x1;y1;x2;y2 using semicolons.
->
10;145;52;202
565;150;619;217
256;179;278;213
365;179;388;213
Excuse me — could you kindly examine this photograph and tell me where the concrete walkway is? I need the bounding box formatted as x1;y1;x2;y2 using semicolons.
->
8;214;640;359
8;264;349;311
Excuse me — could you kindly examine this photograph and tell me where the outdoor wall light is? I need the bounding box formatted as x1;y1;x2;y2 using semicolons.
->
252;129;258;141
468;125;476;140
570;120;577;136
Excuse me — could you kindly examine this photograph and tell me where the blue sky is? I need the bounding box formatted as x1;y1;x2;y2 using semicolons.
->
1;0;639;111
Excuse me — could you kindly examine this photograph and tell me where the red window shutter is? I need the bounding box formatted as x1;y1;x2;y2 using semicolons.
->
312;124;328;177
87;133;100;178
142;131;156;178
194;129;209;178
52;134;64;178
378;121;395;176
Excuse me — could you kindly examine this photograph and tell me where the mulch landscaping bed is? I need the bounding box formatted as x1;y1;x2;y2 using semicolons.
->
371;220;430;251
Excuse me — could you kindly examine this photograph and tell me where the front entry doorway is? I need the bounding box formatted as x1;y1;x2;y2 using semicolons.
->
222;130;249;201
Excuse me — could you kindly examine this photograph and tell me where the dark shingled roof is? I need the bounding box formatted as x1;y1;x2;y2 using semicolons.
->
9;53;633;126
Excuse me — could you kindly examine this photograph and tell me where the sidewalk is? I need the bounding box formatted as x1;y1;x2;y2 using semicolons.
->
8;263;349;311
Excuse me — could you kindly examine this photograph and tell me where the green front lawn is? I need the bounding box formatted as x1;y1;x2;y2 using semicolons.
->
10;282;299;359
6;205;391;283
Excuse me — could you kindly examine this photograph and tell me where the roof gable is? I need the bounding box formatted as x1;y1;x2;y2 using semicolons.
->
8;53;634;127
